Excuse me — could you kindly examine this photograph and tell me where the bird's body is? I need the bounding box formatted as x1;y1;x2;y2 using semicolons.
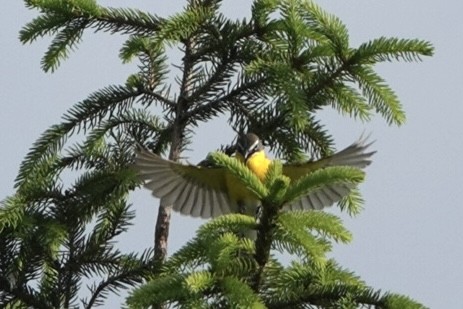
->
224;170;258;213
240;150;271;182
135;133;375;218
225;147;271;215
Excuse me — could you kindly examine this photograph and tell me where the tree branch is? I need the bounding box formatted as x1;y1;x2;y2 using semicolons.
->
251;200;279;292
90;7;164;35
84;264;151;309
141;89;176;108
185;76;268;120
1;285;51;309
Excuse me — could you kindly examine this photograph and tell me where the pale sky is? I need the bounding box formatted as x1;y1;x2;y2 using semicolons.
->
2;0;462;308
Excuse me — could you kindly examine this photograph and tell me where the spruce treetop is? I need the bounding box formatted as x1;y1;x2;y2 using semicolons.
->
0;0;432;308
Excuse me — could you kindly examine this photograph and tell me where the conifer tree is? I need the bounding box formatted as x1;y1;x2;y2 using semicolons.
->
1;0;432;307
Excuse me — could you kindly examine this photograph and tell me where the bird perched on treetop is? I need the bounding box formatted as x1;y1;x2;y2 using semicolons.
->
134;133;375;218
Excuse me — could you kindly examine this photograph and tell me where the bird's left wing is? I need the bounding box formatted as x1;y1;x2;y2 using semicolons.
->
282;135;376;211
284;182;357;211
283;135;375;180
135;148;235;218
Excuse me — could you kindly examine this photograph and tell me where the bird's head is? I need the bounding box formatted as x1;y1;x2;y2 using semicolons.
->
235;133;264;161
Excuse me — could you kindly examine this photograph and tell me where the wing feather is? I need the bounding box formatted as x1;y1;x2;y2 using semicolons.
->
307;194;319;210
207;190;217;217
209;191;220;218
216;191;231;215
324;185;344;200
163;181;189;206
292;196;305;211
191;188;207;218
282;135;374;211
144;175;177;192
311;191;324;209
204;189;216;218
284;183;355;211
315;190;331;207
194;187;206;214
135;147;235;218
283;135;376;181
146;178;180;205
174;183;194;214
178;184;197;215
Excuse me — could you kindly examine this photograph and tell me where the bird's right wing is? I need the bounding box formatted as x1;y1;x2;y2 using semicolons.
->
134;148;235;219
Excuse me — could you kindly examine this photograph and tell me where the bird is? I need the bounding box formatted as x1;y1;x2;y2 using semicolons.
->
134;133;375;219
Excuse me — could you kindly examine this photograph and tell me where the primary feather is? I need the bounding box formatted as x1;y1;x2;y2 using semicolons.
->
135;148;234;218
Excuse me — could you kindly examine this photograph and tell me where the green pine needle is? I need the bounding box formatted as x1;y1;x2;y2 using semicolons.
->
284;166;365;204
208;152;268;199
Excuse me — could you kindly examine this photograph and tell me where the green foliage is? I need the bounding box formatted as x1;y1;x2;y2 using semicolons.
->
284;166;364;204
276;211;352;250
1;138;152;308
126;154;423;308
2;0;433;307
127;210;422;308
338;188;364;216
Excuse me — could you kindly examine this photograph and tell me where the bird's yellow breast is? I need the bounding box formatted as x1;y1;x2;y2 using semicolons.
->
245;150;271;181
225;150;271;206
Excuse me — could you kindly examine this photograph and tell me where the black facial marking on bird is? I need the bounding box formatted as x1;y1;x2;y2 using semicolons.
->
236;133;264;160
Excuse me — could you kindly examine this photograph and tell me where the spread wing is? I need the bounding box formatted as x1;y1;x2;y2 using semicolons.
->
283;135;376;211
134;148;235;218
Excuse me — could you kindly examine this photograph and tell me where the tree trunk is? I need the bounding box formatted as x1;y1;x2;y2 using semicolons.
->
153;38;194;263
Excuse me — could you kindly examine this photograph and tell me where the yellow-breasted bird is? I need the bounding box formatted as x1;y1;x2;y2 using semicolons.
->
134;133;375;218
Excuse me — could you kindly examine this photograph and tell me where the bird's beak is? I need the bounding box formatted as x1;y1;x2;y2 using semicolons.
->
244;145;256;160
243;149;250;160
234;146;251;161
